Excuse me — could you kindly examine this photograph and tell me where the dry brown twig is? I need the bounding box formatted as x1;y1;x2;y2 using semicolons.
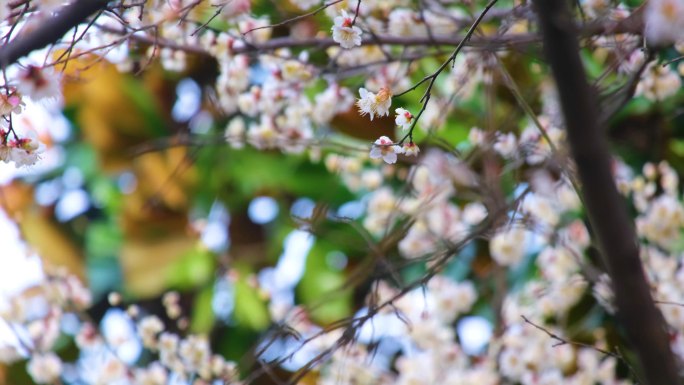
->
521;315;642;383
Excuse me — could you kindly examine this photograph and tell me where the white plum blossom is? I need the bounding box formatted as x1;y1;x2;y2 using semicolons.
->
388;9;427;37
636;194;684;250
138;315;165;349
427;276;477;323
493;132;517;158
537;246;579;282
27;352;63;384
490;227;527;266
370;136;400;164
225;118;246;148
395;107;414;130
468;126;486;146
247;117;279;150
645;0;684;45
401;142;420;157
363;187;398;235
134;362;168;385
179;335;211;374
523;194;560;227
636;63;682;101
398;221;435;258
361;169;383;189
5;3;684;385
313;83;355;124
331;11;363;49
463;202;487;225
357;87;392;120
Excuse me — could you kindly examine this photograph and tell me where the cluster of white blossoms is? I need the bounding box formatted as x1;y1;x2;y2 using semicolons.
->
135;316;238;382
636;62;682;101
272;275;486;385
332;10;363;49
84;0;421;163
321;163;629;385
89;0;501;168
0;269;239;385
4;0;684;384
0;271;90;383
613;161;684;358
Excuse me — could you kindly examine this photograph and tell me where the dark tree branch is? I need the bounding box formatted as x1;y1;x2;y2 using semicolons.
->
0;0;109;69
532;0;680;384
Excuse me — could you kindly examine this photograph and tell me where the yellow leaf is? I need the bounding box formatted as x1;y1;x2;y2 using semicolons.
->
120;232;197;298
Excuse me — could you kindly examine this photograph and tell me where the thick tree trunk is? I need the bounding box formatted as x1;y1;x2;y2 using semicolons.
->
0;0;108;68
532;0;680;384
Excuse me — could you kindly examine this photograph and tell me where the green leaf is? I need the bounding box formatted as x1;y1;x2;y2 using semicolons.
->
85;221;122;260
166;247;216;289
297;240;352;324
191;285;216;333
233;266;271;330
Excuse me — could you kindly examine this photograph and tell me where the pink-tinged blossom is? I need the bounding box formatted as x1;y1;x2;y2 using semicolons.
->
357;87;392;120
75;322;102;350
394;107;414;130
493;132;517;159
370;136;399;164
332;11;362;49
0;130;45;168
401;142;420;157
0;91;24;115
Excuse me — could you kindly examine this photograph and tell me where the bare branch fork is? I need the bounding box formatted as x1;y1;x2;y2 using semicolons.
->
532;0;680;383
394;0;499;146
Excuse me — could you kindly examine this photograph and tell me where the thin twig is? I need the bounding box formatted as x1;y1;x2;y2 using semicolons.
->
521;315;642;383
